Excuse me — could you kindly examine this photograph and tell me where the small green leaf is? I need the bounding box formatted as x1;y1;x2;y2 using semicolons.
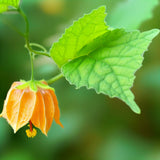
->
50;6;108;67
37;81;55;91
16;82;29;90
29;81;37;92
0;0;20;13
62;29;159;114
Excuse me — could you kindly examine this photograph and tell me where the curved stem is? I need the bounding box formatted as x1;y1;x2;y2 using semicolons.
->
29;43;47;53
18;8;50;58
47;73;64;85
29;48;50;57
17;7;52;82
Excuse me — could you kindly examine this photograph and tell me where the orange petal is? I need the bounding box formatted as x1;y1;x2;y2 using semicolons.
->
1;82;23;118
31;91;46;135
2;87;24;120
31;89;55;135
42;89;55;135
49;90;63;128
11;82;23;88
6;88;36;133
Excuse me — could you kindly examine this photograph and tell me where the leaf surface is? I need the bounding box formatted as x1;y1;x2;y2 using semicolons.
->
50;6;108;67
50;6;159;113
62;29;159;113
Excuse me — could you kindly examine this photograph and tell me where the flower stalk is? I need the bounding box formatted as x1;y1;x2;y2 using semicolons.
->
7;7;61;85
47;73;64;85
18;8;51;81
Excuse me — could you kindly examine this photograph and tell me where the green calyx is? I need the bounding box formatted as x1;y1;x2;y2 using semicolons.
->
16;80;55;92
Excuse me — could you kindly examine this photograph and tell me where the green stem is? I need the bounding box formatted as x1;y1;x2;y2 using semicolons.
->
28;48;50;57
18;8;29;47
29;52;34;81
29;43;47;52
47;73;64;84
17;7;51;82
18;8;50;58
18;8;34;80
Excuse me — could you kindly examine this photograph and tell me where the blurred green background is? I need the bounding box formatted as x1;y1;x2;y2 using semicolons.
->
0;0;160;160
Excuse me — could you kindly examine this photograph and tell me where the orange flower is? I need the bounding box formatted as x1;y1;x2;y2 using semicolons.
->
0;81;63;138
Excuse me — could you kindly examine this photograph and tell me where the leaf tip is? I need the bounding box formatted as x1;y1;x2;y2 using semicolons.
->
129;101;141;114
152;28;160;36
145;28;160;40
98;5;106;11
134;108;141;114
96;5;107;16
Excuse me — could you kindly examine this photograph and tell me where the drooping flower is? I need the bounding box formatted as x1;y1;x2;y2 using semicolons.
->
0;80;63;138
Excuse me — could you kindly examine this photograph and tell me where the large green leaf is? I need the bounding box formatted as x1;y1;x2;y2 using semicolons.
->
62;29;159;114
107;0;159;30
50;6;108;67
0;0;20;13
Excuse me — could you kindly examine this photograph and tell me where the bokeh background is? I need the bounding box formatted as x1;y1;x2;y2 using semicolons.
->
0;0;160;160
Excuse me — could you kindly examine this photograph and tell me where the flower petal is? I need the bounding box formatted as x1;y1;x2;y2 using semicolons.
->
1;82;23;118
49;90;63;128
31;89;55;135
2;87;23;120
41;89;55;134
31;91;46;135
6;88;36;133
